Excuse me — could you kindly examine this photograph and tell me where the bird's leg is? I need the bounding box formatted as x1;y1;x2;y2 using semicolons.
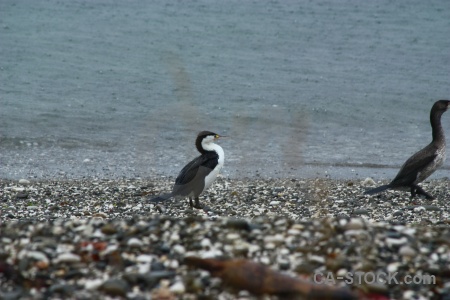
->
414;185;434;200
193;197;203;209
189;197;194;208
410;186;417;198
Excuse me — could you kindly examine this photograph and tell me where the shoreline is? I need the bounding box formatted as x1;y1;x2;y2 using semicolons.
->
3;145;450;181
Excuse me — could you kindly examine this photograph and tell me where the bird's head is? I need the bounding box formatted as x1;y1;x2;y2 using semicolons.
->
196;131;226;153
198;131;226;142
434;100;450;112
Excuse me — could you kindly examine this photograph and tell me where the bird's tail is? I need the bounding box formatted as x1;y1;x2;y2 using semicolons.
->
364;185;390;195
149;193;173;203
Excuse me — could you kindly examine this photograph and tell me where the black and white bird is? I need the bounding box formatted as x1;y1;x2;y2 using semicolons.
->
365;100;450;199
150;131;225;209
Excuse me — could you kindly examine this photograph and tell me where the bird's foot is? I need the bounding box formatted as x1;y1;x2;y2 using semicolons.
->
412;185;434;200
202;205;217;213
154;204;166;213
188;197;204;209
192;203;204;209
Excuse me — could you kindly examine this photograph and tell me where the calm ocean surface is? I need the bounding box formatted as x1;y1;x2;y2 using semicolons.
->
1;0;450;180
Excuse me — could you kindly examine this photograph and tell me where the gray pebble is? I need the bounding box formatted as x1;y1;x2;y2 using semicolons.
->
100;279;130;297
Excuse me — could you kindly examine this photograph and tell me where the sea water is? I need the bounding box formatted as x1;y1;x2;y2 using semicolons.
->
1;0;449;180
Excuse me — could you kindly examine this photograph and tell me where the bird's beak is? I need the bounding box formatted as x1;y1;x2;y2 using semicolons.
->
218;135;228;139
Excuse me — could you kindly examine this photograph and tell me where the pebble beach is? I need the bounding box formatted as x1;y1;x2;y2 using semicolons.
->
1;177;450;299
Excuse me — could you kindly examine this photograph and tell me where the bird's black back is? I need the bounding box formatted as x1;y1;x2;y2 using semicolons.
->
172;151;219;197
390;143;438;187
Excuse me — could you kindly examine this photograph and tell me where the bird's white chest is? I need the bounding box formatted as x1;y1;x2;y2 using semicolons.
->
203;146;224;192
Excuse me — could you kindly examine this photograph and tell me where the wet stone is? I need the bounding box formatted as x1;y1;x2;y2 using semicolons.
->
423;205;441;212
100;279;130;297
0;287;24;300
352;209;369;215
101;223;118;235
393;210;403;217
225;218;252;231
151;261;166;271
141;271;176;289
48;284;75;296
16;192;29;199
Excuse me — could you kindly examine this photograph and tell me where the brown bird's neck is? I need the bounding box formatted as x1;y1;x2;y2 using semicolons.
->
430;110;445;146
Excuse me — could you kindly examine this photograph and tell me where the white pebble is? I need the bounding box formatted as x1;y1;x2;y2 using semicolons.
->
25;251;49;263
402;228;416;237
337;268;347;277
138;263;150;274
345;218;365;230
169;281;186;294
430;253;439;262
52;226;65;235
399;246;416;257
260;256;270;265
168;259;179;269
201;249;223;258
225;233;240;241
173;244;186;254
92;229;104;238
248;244;260;254
54;253;81;264
269;201;280;206
413;206;426;212
233;241;249;252
136;254;153;264
387;262;400;273
19;179;31;185
309;255;325;264
385;237;408;247
264;234;285;244
279;248;290;255
127;238;143;247
287;228;301;235
200;238;212;248
265;242;276;250
85;278;103;290
362;177;376;186
132;204;143;211
338;219;348;226
403;290;415;299
170;233;180;242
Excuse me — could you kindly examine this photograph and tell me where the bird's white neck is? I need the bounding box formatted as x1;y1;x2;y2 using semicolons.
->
202;141;225;166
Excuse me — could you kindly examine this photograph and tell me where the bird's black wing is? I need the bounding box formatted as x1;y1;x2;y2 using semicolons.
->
172;152;219;197
390;145;438;187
